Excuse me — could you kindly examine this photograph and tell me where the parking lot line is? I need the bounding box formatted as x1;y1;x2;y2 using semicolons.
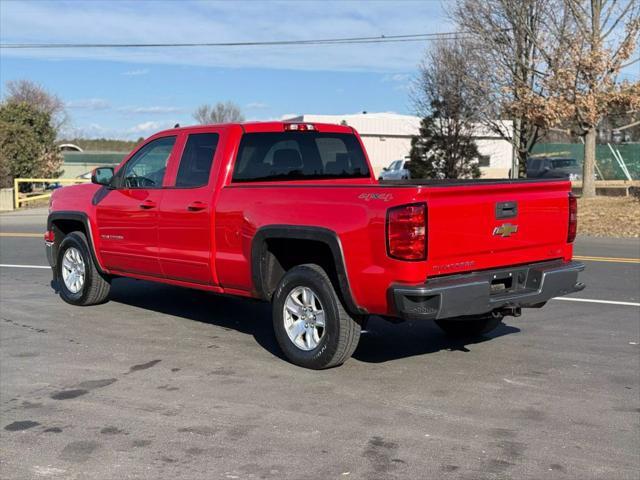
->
0;264;50;269
574;255;640;264
553;297;640;307
2;262;638;308
0;232;42;238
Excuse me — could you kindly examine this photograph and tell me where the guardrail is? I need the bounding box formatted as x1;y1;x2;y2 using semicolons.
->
13;178;90;209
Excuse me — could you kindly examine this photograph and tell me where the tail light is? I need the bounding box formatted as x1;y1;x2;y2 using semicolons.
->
44;229;55;244
568;193;577;243
386;203;427;261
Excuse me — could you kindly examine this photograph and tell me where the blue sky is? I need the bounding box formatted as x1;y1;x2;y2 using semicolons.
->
0;0;449;139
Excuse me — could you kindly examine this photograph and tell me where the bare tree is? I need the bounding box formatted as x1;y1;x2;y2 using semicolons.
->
409;39;482;179
509;0;639;196
5;79;68;131
451;0;555;177
193;101;244;124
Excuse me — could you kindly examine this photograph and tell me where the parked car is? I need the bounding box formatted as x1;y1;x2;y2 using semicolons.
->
379;159;411;180
527;157;582;180
46;121;584;369
44;182;63;191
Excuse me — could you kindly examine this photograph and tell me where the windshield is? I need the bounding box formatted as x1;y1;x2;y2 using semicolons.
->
232;132;370;182
551;159;577;168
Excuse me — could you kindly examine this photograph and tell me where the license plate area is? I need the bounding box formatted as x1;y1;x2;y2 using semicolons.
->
489;267;529;296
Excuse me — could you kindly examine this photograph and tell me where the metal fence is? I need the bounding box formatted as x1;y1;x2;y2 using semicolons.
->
13;178;89;209
530;143;640;180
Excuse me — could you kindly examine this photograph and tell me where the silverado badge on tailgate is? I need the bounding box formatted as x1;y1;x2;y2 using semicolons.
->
493;223;518;238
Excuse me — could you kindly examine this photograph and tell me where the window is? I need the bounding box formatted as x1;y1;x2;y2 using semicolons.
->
551;159;577;168
478;155;491;167
232;132;370;182
120;136;176;188
175;133;219;188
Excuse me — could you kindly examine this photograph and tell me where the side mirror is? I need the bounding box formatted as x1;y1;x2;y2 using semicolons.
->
383;167;389;172
92;167;114;186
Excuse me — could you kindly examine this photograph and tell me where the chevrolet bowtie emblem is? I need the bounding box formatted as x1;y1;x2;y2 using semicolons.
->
493;223;518;238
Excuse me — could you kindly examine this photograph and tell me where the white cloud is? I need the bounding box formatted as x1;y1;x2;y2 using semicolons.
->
382;73;411;83
66;98;110;110
0;1;450;72
60;122;107;138
246;102;269;109
128;121;163;133
118;105;185;114
122;68;149;76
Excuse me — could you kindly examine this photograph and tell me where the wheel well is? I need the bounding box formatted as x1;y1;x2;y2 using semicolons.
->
50;219;87;266
259;238;339;301
52;219;86;237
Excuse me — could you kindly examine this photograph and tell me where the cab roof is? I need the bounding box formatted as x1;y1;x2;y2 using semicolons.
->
155;121;355;137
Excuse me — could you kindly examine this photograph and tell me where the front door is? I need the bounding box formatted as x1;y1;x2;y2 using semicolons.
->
96;135;177;277
158;131;220;284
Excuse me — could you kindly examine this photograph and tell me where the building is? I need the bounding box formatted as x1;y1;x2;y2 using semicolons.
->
59;151;126;179
285;113;514;178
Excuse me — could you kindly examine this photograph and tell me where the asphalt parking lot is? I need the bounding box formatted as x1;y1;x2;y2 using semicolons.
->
1;208;638;480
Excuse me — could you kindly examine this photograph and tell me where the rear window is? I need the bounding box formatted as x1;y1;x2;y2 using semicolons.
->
232;132;370;182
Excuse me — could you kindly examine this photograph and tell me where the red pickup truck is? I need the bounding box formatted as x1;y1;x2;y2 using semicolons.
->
46;121;584;369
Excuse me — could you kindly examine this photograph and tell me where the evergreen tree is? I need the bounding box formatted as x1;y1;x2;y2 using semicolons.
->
409;100;481;179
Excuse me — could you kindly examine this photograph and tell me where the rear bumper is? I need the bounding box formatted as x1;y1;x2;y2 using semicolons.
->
391;260;585;320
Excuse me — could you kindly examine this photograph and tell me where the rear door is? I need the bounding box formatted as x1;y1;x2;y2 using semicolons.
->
158;131;220;284
96;135;177;276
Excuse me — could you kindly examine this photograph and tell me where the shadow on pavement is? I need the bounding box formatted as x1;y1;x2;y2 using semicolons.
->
105;277;520;364
107;277;285;360
353;316;520;363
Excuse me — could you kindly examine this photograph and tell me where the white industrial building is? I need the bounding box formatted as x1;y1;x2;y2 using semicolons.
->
285;113;513;178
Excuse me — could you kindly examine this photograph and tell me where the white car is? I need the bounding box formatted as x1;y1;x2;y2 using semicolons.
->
379;159;411;180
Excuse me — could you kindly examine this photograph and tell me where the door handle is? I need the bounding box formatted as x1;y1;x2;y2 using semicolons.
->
187;201;207;212
139;200;157;209
496;201;517;219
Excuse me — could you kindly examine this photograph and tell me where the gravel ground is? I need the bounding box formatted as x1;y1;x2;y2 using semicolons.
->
578;196;640;238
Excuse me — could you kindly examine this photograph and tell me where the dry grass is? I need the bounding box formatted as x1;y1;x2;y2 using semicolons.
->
578;196;640;238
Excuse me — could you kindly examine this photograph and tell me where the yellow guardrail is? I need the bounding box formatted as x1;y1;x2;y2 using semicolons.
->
13;177;90;209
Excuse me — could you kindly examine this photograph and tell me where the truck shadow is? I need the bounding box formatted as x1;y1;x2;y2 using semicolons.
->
353;316;520;363
106;278;520;364
107;278;284;358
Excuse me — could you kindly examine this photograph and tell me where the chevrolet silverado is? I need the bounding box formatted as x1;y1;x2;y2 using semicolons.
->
46;121;584;369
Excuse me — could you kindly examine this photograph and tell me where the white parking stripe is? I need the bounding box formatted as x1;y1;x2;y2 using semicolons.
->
0;264;638;307
0;264;50;269
553;297;640;307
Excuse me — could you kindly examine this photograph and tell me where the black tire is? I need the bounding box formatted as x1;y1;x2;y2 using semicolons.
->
272;264;361;369
56;231;111;306
435;314;502;338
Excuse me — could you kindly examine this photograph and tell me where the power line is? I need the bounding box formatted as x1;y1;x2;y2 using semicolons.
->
0;32;474;49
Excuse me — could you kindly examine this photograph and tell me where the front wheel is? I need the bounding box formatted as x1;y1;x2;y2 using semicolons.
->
272;264;361;369
435;314;502;338
56;231;111;306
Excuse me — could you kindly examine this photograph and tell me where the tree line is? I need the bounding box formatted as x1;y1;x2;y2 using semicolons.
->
0;76;244;187
408;0;639;197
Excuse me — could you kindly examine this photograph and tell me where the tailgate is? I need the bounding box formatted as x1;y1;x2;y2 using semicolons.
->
422;179;572;276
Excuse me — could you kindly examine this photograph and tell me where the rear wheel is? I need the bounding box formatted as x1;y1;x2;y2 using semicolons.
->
435;314;502;338
272;264;361;369
57;231;111;306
